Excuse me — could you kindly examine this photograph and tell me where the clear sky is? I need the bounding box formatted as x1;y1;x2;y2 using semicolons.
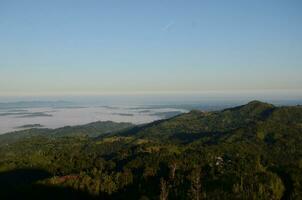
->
0;0;302;96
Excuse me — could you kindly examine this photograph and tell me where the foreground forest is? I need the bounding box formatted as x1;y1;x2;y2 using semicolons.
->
0;101;301;200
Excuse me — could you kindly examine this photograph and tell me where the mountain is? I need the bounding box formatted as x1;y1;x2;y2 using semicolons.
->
0;101;301;199
0;121;133;145
117;100;279;141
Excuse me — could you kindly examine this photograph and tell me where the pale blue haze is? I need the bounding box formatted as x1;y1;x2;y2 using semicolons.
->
0;0;302;95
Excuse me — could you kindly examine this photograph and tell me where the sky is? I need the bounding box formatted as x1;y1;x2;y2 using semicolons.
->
0;0;302;96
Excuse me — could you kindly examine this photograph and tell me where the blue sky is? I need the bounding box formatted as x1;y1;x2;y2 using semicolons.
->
0;0;301;95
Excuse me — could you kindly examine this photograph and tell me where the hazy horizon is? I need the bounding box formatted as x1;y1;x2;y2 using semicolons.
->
0;90;300;105
1;92;301;134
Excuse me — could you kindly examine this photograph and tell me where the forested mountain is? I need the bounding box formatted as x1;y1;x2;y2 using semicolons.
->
0;121;133;145
0;101;301;199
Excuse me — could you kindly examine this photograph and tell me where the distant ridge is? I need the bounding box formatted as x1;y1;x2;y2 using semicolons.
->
0;121;133;145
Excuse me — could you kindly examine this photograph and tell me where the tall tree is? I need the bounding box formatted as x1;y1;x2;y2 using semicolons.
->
189;167;203;200
160;178;169;200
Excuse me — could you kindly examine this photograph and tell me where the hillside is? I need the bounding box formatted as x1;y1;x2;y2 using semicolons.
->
118;101;298;142
0;121;133;145
0;101;301;199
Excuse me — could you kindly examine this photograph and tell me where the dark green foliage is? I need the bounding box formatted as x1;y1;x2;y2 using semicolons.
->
0;101;301;199
0;121;133;145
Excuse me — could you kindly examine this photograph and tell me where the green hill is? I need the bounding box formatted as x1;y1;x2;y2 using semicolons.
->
0;121;133;145
0;101;301;199
118;101;278;141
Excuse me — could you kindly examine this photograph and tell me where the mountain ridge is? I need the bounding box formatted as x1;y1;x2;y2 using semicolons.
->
0;100;301;199
116;100;282;141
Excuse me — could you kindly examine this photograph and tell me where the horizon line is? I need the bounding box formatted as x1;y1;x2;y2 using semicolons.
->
0;89;302;97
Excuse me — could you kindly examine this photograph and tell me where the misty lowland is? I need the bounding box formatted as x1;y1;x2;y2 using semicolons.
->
0;101;302;199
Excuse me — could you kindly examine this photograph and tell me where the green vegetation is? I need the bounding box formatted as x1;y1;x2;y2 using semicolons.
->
0;101;301;199
0;121;133;145
15;124;44;129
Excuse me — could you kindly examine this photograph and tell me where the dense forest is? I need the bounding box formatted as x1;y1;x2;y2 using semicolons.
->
0;101;301;199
